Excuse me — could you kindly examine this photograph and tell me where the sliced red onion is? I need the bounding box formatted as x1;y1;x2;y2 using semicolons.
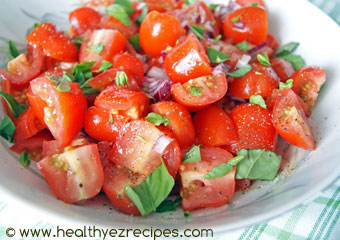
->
227;1;242;12
213;63;231;75
147;66;169;80
142;76;173;102
228;95;247;104
153;135;174;154
247;42;268;56
236;54;251;69
233;21;245;30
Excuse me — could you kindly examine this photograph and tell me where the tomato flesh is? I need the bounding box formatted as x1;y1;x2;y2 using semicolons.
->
113;53;144;86
270;58;295;82
69;7;101;36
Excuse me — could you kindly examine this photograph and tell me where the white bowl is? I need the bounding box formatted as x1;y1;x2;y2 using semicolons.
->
0;0;340;234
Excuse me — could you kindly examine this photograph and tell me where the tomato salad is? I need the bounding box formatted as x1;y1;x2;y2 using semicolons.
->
0;0;326;216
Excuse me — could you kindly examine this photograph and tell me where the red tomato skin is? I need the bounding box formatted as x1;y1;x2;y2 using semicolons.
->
13;107;45;143
272;88;315;150
223;6;268;44
236;0;264;7
291;66;326;109
84;106;129;142
229;103;277;153
30;77;87;148
79;29;127;70
150;101;195;148
69;7;101;36
266;34;279;49
113;53;144;86
235;179;251;191
270;58;295;81
164;33;212;84
1;79;15;120
139;11;185;57
228;62;280;99
103;162;144;216
0;44;43;88
99;15;139;38
37;144;104;203
180;147;235;211
193;105;238;147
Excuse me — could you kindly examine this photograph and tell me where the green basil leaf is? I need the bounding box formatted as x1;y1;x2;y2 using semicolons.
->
0;114;16;143
0;91;27;118
231;14;242;23
128;34;141;51
182;144;202;163
114;0;134;16
156;196;182;213
19;151;30;167
257;52;271;66
236;149;281;180
72;36;83;50
249;95;267;108
209;4;219;10
72;61;95;85
93;60;112;73
136;4;148;25
204;156;244;180
8;40;20;59
107;113;114;125
214;34;222;43
46;75;72;93
146;112;170;126
190;25;205;40
207;47;229;63
106;4;132;26
227;64;252;78
184;211;191;217
63;72;75;82
33;23;40;28
279;79;293;90
235;40;249;51
190;86;203;96
81;86;99;96
116;71;129;86
275;42;299;57
280;54;305;70
125;160;175;216
251;3;259;7
183;0;199;7
91;43;105;55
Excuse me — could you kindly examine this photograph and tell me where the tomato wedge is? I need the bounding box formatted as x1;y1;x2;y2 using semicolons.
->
272;88;315;150
99;15;139;38
171;73;228;111
180;147;235;211
69;7;101;36
270;58;295;82
29;77;87;148
37;143;104;203
112;53;144;86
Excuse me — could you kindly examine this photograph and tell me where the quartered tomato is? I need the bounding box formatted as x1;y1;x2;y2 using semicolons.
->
69;7;101;36
103;162;144;215
164;33;212;84
29;77;87;148
265;34;279;49
272;88;315;150
291;66;326;109
228;62;279;99
229;103;277;153
113;53;144;86
37;143;104;203
99;15;139;38
180;147;235;211
84;106;129;142
79;29;126;70
193;105;238;147
171;73;228;110
94;86;149;120
26;23;78;62
150;101;195;148
0;44;43;88
270;58;294;81
139;11;185;57
235;0;264;7
223;6;268;44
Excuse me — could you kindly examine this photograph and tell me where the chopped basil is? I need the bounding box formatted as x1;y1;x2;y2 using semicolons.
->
275;42;299;57
46;75;72;93
235;40;249;51
156;196;182;213
19;151;30;167
146;112;170;126
279;79;293;90
255;71;263;75
0;114;16;143
136;135;146;143
280;54;305;70
80;85;99;96
165;46;172;53
91;43;105;55
136;4;148;25
0;91;27;118
257;52;271;66
33;23;40;28
190;86;203;97
114;0;134;16
128;34;141;51
72;36;83;50
189;25;205;40
8;40;20;59
125;160;175;216
209;3;219;10
63;72;75;82
184;211;191;217
231;14;242;23
214;34;222;43
116;71;129;87
107;114;114;125
204;156;245;180
182;144;202;163
236;149;281;180
251;3;259;7
249;95;267;108
227;64;252;78
72;61;95;85
106;4;132;26
207;47;229;63
93;60;112;73
183;0;198;7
